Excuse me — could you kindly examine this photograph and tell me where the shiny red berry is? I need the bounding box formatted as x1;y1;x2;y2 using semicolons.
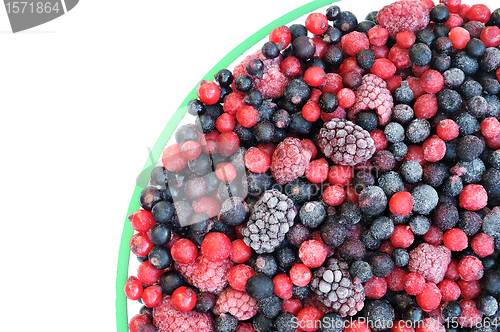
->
389;192;413;217
201;232;232;262
196;80;220;105
273;274;293;300
130;232;155;257
229;239;252;264
304;66;326;87
170;238;197;264
171;286;197;311
129;210;156;232
289;263;311;287
269;26;291;49
305;13;329;35
227;264;256;292
124;276;144;301
141;285;162;308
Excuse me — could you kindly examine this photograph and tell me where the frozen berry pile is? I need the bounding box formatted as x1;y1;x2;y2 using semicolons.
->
125;1;500;331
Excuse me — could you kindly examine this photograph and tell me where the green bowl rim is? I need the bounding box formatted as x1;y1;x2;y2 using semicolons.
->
115;0;340;330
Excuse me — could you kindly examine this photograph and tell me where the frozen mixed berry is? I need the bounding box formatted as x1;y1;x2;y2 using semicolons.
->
376;0;430;37
213;287;258;321
349;74;393;126
408;243;451;283
270;137;311;185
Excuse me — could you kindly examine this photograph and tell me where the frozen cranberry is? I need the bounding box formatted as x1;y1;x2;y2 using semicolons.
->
130;232;155;257
269;26;291;49
215;113;236;133
445;14;464;30
386;266;408;292
414;94;438;119
371;129;388;151
459;184;487;211
443;228;467;251
389;45;412;69
441;0;460;13
236;105;259;128
436;119;459;140
129;314;150;332
371;58;397;79
458;279;481;300
423;135;446;162
390;225;414;248
245;147;270;174
302;101;321;122
337;88;356;108
216;132;240;157
420;70;444;94
403;145;425;166
305;158;329;184
281;56;301;78
458;299;483;327
282;298;302;315
458;256;484;281
471;233;494;258
181;140;202;160
368;26;389;46
444;259;460;281
389;192;413;217
448;27;470;49
328;165;354;186
323;184;346;206
416;282;442;311
299;240;327;268
438;279;461;302
396;31;416;48
171;286;197;311
192;196;220;218
423;226;443;246
481;117;500;138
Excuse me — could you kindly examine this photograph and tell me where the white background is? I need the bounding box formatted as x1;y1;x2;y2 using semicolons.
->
0;0;496;331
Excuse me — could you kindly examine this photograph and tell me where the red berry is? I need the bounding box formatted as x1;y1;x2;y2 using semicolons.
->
296;306;323;332
269;26;292;49
124;276;144;301
302;101;321;122
280;56;301;78
438;279;461;302
216;132;240;157
396;31;416;48
273;274;293;300
339;57;364;76
223;92;245;115
341;31;370;56
458;279;482;300
420;70;444;94
445;259;460;281
444;14;464;30
312;36;328;58
321;73;344;94
371;129;389;151
389;45;412;69
390;225;414;248
257;143;275;158
407;76;425;99
201;139;218;155
345;320;371;332
192;196;220;218
440;0;460;13
368;26;389;46
230;239;252;264
328;165;354;186
162;143;188;171
386;266;408;292
323;184;346;206
304;66;326;87
305;158;329;184
423;226;444;246
458;4;471;18
181;140;202;160
305;12;329;35
371;58;397;79
436;119;459;140
282;298;303;315
442;228;468;251
392;321;416;332
215;162;237;182
458;256;484;281
415;318;445;332
129;210;156;232
423;135;446;162
481;117;500;138
480;26;500;47
196;80;220;105
416;282;442;312
448;27;470;49
471;233;494;258
215;113;235;133
289;263;311;287
337;88;356;108
364;276;387;299
236;105;259;128
414;94;438;119
227;264;255;292
171;286;197;311
171;238;198;264
129;314;151;332
301;139;317;160
130;232;155;257
389;192;413;217
244;147;270;173
458;299;483;327
371;44;389;59
459;184;487;211
141;285;163;308
485;132;500;149
298;240;327;268
466;4;491;23
201;232;232;262
386;75;403;92
404;272;426;295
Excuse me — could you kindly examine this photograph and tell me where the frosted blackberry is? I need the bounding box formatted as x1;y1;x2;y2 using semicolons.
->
423;162;448;187
406;118;431;144
443;68;465;89
339;201;362;225
362;299;395;330
321;221;346;248
453;52;479;76
411;184;439;215
368;252;395;278
318;118;376;166
456;135;485;162
480;47;500;73
338;238;366;261
370;216;395;241
252;254;278;277
392;248;410;267
457;211;482;236
392;104;414;125
350;260;373;283
299;201;326;228
393;81;414;105
400;160;423;184
388;142;408;161
310;258;365;317
378;171;404;198
361;229;382;251
242;189;297;254
437;89;462;113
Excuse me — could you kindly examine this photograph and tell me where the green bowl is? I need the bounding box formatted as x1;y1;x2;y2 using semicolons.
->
115;0;340;330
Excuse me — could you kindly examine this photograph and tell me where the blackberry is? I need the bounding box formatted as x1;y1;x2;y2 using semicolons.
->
323;45;344;66
430;4;449;23
476;295;498;316
139;187;163;212
258;295;282;319
299;201;326;228
388;142;408;161
318;312;344;332
460;79;483;100
400;160;423;184
321;221;346;248
242;189;297;254
274;312;296;332
276;247;295;268
292;284;311;300
158;270;183;295
443;68;465;89
318;93;339;114
335;11;358;33
482;212;500;239
452;52;479;76
456;135;485;162
291;36;315;60
432;202;459;231
406;118;431;144
409;43;432;66
355;111;379;132
465;38;486;58
253;254;278;277
151;200;175;224
481;270;500;295
437;89;462;113
480;47;500;73
284;177;319;206
356;49;375;70
196;114;216;133
350;260;373;283
442;175;463;197
339;201;362;225
253;121;276;144
150;223;172;246
393;81;414;105
457;211;483;236
246;274;274;301
392;248;409;267
409;215;431;235
441;301;462;322
367;252;395;278
423;162;448;187
467;96;490;119
195;292;216;312
361;229;382;251
392;104;414;125
288;112;314;136
433;25;450;38
262;41;280;59
323;26;342;45
310;258;365;317
454;112;480;136
338;238;366;261
411;184;439;215
370;216;395;240
430;53;451;72
378;171;404;198
362;299;395;330
287;223;311;247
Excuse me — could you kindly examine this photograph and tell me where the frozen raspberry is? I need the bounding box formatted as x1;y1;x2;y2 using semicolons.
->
408;243;451;284
213;287;258;321
376;0;430;37
153;295;214;332
175;253;233;294
270;137;312;185
232;50;289;99
348;74;393;125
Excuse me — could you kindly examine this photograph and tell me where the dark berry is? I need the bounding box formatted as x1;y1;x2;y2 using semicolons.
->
431;53;451;72
150;223;172;246
362;299;395;330
411;184;439;215
350;260;373;283
356;49;375;70
151;200;175;224
274;312;296;332
366;11;377;22
357;20;376;34
430;4;449;23
467;95;490;119
289;24;307;40
246;58;264;79
299;201;326;228
292;284;311;300
148;245;173;270
196;114;216;133
150;166;168;187
368;252;395;278
406;118;431;144
322;45;343;66
326;5;341;21
359;186;387;216
195;292;216;312
188;212;212;235
158;270;183;295
284;177;318;205
262;41;280;59
371;216;395;240
409;43;432;66
287;223;312;247
276;246;296;268
139;187;163;212
355;111;378;132
320;221;346;247
480;47;500;73
378;171;404;197
339;201;362;225
392;104;414;124
258;294;282;319
441;301;462;321
477;74;500;95
455;112;480;136
452;52;479;76
233;122;255;146
432;202;459;231
475;294;498;316
392;248;409;267
234;75;253;92
318;92;339;113
335;11;358;33
402;305;424;323
388;142;408;161
175;124;199;144
481;269;500;295
409;215;431;235
323;26;342;45
338;237;366;261
415;29;435;46
219;197;249;226
284;78;311;106
361;229;382;250
291;36;315;60
252;254;278;277
437;89;462;113
384;122;405;143
423;162;448;187
400;160;423;184
433;25;450;38
457;135;485;161
394;81;414;105
442;175;463;197
246;274;274;301
215;313;237;332
253;313;273;332
435;36;454;54
243;89;264;108
342;72;362;90
466;38;486;58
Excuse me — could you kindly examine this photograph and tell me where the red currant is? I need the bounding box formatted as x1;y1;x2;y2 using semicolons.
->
170;238;197;264
124;276;144;301
171;286;197;311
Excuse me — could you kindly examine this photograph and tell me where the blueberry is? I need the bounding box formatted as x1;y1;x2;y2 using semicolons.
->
258;294;282;318
175;124;199;144
262;41;280;59
394;81;414;104
252;254;278;277
409;43;432;66
415;29;435;46
189;212;212;235
437;89;462;113
400;160;423;184
362;299;395;330
322;26;342;45
452;52;479;76
320;221;346;247
431;53;451;72
196;113;216;133
318;92;339;113
253;120;276;144
274;312;297;332
214;313;237;332
433;25;450;38
291;36;315;60
299;201;326;228
150;223;172;246
234;75;253;92
338;238;366;261
151;200;175;224
406;118;431;144
392;104;414;124
139;187;163;211
276;246;295;268
411;184;439;215
370;216;395;240
356;49;375;70
409;215;431;235
350;260;373;283
441;301;462;321
430;4;449;23
475;294;498;316
335;11;358;33
289;24;307;40
148;245;173;270
326;5;341;21
456;135;485;162
355;111;378;132
246;58;264;79
243;89;263;108
465;38;486;58
392;248;409;267
423;162;448;187
358;186;387;216
339;201;362;225
195;292;216;312
384;122;405;143
361;229;382;250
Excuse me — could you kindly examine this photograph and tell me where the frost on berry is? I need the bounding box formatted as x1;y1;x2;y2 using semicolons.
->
271;137;312;185
348;74;393;125
408;243;451;284
376;0;430;37
213;287;258;320
153;295;214;332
